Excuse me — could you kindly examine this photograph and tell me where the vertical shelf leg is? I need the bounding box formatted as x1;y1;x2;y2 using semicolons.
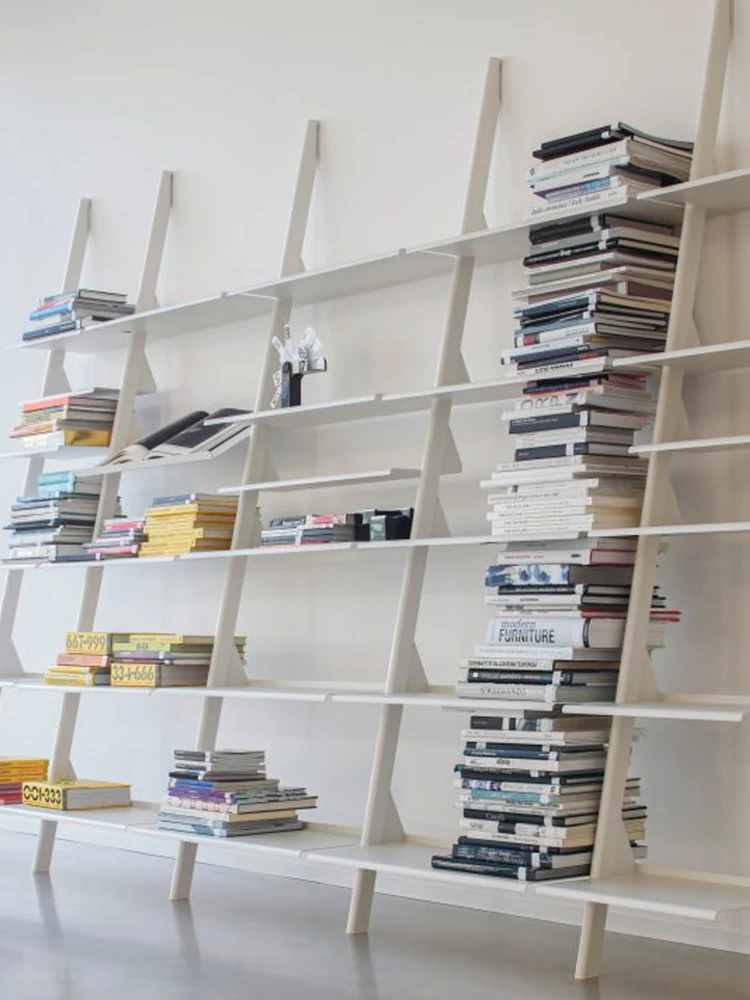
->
32;173;174;874
573;0;731;979
168;121;319;901
346;58;502;934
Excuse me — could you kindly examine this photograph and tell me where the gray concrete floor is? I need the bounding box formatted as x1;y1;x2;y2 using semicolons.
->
0;830;749;1000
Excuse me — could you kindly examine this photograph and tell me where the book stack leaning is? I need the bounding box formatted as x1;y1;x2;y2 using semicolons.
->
432;162;684;882
156;750;317;837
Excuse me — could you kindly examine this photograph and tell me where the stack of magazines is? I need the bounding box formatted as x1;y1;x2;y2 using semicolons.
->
431;712;647;881
139;494;238;557
10;388;119;452
527;122;693;216
84;517;147;560
5;471;118;564
156;750;317;837
22;289;135;343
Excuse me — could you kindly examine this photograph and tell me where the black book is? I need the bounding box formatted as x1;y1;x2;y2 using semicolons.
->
532;123;694;161
529;212;676;247
430;855;591;881
106;411;208;464
156;408;252;455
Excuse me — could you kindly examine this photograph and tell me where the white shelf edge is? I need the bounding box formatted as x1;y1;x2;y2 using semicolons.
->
631;434;750;456
536;866;750;920
613;338;750;374
591;522;750;539
218;467;421;495
563;699;749;723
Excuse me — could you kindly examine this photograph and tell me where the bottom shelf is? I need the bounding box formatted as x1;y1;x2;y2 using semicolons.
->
0;801;159;830
310;841;529;893
131;822;359;858
537;867;750;920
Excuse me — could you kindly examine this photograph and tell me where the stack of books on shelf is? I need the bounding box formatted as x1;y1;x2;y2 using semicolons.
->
22;289;135;343
44;631;246;688
156;749;317;837
9;388;119;452
0;757;48;805
527;122;693;216
431;711;647;882
84;517;147;560
139;494;238;557
4;471;118;564
105;407;252;466
260;508;414;546
21;779;131;811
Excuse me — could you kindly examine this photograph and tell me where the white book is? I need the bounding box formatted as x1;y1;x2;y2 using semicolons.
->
525;185;649;219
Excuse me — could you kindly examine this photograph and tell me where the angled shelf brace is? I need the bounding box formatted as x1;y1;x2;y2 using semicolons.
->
28;170;175;874
346;56;502;934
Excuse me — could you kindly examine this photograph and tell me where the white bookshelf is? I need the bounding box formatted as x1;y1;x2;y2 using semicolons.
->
1;4;750;983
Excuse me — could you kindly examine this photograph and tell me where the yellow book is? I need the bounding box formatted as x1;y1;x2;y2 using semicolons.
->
19;428;112;447
22;780;131;811
65;631;130;655
111;662;208;688
0;757;48;780
44;667;110;687
144;504;236;518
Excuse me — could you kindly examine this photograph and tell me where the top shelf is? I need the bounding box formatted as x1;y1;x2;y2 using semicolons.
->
13;169;748;357
638;167;750;215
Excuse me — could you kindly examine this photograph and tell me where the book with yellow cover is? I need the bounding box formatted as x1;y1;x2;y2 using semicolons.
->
22;780;131;811
45;666;110;687
0;757;48;780
111;661;209;688
19;428;112;448
65;631;130;655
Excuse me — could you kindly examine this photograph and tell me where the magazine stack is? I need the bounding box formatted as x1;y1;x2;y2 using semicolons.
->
139;494;238;557
156;750;317;837
9;388;119;452
4;470;118;564
526;122;693;216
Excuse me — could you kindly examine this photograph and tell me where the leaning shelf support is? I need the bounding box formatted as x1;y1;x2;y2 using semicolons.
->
32;171;175;875
0;196;91;683
346;56;502;935
168;119;320;902
573;0;732;980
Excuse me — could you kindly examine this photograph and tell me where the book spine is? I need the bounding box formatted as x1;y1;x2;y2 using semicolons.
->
485;617;587;647
526;139;630;179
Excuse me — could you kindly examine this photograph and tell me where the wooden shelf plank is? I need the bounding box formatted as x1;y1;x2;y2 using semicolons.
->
310;840;530;892
131;823;359;857
591;522;750;539
631;434;750;456
218;468;421;495
0;801;159;830
613;338;750;375
563;699;749;723
537;868;750;920
637;167;750;216
0;445;109;462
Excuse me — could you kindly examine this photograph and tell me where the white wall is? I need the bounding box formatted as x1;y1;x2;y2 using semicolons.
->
1;0;750;954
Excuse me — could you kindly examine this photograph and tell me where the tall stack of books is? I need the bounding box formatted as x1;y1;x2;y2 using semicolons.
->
138;494;238;557
431;712;647;882
10;388;119;452
22;289;134;343
4;471;117;564
0;757;48;805
431;128;688;882
84;517;147;560
527;123;693;216
156;749;317;837
109;633;246;688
